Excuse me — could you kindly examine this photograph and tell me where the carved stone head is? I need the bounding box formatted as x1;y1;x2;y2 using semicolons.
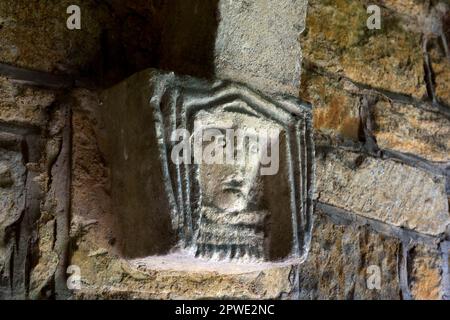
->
149;71;315;262
101;69;314;262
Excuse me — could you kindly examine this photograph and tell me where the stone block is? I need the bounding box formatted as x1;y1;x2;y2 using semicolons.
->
316;148;449;236
373;99;450;162
300;69;361;141
408;244;444;300
0;0;109;73
298;209;402;299
215;0;308;96
301;0;426;98
0;77;55;127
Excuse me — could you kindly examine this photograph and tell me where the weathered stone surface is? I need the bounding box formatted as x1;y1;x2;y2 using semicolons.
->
0;140;27;297
373;100;450;162
99;69;314;261
408;244;443;300
443;242;450;300
0;164;13;188
300;68;361;141
29;217;58;299
301;0;426;98
69;83;299;299
70;205;412;300
430;43;450;106
379;0;429;18
66;71;315;299
98;71;175;258
215;0;308;96
298;209;402;299
1;0;448;301
0;77;55;126
71;249;296;299
0;147;26;234
71;89;112;254
0;0;110;74
315;148;449;236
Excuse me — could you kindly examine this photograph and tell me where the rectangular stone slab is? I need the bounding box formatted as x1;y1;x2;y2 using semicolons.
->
214;0;308;96
315;147;449;236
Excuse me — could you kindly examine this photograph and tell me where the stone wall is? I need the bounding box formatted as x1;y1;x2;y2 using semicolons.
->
0;0;449;300
300;0;450;300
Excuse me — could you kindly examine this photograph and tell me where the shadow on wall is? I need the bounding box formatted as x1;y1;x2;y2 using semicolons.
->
158;0;220;78
99;0;219;87
103;0;220;259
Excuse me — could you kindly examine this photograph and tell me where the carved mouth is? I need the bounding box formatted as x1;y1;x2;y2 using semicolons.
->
222;186;243;193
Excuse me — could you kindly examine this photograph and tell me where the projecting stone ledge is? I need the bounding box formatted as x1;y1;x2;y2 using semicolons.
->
315;147;450;237
71;251;297;299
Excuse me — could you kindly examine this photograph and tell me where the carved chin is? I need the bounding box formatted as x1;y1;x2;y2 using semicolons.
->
209;191;248;212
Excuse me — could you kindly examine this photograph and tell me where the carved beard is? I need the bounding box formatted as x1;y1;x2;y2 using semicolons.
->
195;206;268;261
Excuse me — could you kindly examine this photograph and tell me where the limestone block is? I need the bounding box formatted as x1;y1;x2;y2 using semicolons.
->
0;0;109;73
301;0;426;98
71;249;297;299
408;244;444;300
0;77;55;126
373;100;450;162
215;0;308;96
430;42;450;106
300;69;361;141
298;209;402;300
315;148;449;236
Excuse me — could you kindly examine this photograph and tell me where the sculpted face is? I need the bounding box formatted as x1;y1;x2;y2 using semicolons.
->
194;105;281;213
145;73;314;261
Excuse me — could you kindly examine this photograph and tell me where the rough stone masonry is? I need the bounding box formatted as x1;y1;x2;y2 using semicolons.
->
0;0;449;300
